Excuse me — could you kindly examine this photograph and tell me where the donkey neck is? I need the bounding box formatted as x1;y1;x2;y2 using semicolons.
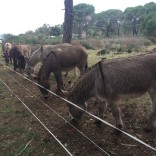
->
38;52;56;79
45;51;58;72
29;51;42;67
69;68;96;103
38;64;51;80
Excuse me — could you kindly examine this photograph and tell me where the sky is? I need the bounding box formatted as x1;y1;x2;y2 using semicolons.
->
0;0;155;36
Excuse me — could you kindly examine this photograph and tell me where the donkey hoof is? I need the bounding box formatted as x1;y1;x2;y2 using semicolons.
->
94;119;102;125
43;95;50;99
43;96;49;99
117;124;123;129
143;127;153;133
70;118;78;125
114;124;122;133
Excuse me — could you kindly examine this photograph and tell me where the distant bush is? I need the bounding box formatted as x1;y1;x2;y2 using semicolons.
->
73;37;152;52
73;39;105;49
79;41;95;50
100;37;152;53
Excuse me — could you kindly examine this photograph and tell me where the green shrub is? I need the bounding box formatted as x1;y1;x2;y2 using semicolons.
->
97;48;109;55
79;41;95;50
100;37;152;53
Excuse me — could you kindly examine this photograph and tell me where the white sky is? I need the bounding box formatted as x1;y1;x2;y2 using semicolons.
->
0;0;155;35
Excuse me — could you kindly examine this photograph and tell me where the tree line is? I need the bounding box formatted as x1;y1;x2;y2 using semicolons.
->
2;2;156;44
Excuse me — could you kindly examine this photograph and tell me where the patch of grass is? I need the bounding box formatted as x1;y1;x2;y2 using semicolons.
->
0;77;40;155
0;114;41;156
86;44;156;68
0;126;25;134
1;134;38;156
15;110;30;118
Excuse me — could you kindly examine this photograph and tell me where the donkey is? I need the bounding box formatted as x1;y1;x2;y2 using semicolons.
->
9;44;31;71
35;44;88;98
24;44;79;78
25;45;56;71
4;42;12;64
60;52;156;133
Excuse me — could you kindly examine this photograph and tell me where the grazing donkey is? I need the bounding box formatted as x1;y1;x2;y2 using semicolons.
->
25;44;80;78
35;44;88;98
9;44;31;71
4;42;12;64
61;52;156;132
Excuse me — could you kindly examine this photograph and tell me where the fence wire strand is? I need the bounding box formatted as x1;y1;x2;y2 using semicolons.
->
1;63;156;153
0;77;73;156
2;69;110;156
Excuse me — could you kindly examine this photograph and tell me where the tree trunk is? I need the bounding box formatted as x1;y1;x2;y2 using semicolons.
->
62;0;73;43
132;18;138;37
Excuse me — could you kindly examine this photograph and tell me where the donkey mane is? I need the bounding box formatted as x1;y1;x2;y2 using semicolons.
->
69;64;98;102
69;59;106;92
38;64;50;80
45;50;56;59
38;51;57;79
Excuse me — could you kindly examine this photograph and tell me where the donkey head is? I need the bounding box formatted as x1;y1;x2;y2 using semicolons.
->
59;89;85;124
37;76;50;99
24;66;34;78
31;73;50;99
68;102;84;124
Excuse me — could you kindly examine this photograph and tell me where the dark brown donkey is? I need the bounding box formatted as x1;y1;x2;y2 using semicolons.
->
62;52;156;132
36;44;88;98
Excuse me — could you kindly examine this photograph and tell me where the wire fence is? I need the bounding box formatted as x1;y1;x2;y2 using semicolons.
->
0;62;156;155
2;69;110;156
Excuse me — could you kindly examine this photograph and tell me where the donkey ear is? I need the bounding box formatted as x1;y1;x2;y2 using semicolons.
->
68;80;74;88
30;73;38;80
57;89;69;97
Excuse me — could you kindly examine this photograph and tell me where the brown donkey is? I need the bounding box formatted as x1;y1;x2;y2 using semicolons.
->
62;52;156;133
36;44;88;98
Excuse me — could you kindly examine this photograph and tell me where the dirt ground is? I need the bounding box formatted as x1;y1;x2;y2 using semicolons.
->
0;61;156;156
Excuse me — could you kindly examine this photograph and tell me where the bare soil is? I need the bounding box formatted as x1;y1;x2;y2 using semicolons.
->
0;62;156;156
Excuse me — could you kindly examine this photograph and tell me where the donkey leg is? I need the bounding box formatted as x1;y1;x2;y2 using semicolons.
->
77;64;86;75
13;59;17;71
74;67;78;76
5;55;9;65
145;89;156;132
95;100;106;125
108;99;123;129
64;71;68;77
10;57;12;64
54;72;65;90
